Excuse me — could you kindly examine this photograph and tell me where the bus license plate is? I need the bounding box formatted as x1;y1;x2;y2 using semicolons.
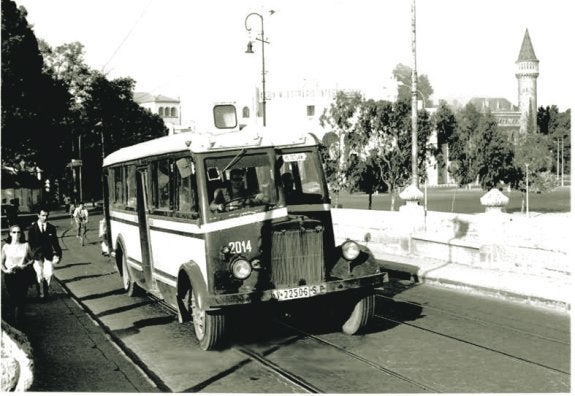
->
272;284;327;301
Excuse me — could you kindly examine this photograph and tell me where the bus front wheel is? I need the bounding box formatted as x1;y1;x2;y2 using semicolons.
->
118;247;139;297
341;292;376;335
183;286;226;351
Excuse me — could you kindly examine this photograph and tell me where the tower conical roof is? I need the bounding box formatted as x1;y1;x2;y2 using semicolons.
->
517;29;538;62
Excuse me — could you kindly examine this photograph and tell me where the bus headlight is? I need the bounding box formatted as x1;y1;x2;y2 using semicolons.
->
342;240;360;261
231;258;252;280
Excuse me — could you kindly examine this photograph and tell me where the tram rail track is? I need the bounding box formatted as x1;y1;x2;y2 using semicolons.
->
274;320;441;392
373;311;570;376
377;293;569;345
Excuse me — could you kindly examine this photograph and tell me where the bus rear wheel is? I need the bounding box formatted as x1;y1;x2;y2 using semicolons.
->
184;287;226;351
341;292;376;335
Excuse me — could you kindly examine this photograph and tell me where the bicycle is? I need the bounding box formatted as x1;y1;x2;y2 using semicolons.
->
76;219;88;246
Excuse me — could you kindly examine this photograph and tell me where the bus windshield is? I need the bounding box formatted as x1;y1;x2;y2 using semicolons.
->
205;153;277;214
278;150;326;205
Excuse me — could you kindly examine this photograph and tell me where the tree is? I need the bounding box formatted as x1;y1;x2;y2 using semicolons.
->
319;90;363;206
449;103;483;186
392;63;434;105
40;41;95;111
353;99;432;210
513;133;554;212
1;0;70;178
37;38;168;200
537;105;571;179
475;113;515;189
432;101;457;184
78;74;167;199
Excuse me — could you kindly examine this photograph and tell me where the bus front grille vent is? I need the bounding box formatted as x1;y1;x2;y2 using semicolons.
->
270;227;324;287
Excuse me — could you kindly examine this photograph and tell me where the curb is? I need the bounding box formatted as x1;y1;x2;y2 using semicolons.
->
373;252;570;313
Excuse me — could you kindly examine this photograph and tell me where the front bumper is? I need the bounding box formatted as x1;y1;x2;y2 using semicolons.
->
206;270;388;308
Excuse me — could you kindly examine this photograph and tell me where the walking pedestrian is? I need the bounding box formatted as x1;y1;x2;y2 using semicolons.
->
27;207;62;299
69;201;76;226
1;225;34;324
73;202;89;245
98;218;109;256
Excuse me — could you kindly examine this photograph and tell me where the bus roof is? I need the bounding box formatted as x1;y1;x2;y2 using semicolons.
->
102;128;321;167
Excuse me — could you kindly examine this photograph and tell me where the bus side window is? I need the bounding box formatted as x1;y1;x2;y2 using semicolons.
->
175;157;199;219
126;165;137;210
155;158;172;211
113;167;124;209
107;167;115;206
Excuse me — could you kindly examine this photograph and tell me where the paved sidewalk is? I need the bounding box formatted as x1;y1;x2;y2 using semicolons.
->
17;281;159;392
373;250;571;312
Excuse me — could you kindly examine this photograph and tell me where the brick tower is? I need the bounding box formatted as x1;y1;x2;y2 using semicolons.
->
515;29;539;138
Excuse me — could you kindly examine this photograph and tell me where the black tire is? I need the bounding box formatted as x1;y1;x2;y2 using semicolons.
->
118;247;139;297
341;293;376;335
183;286;226;351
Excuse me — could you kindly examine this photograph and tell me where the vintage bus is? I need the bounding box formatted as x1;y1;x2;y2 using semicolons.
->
102;105;388;350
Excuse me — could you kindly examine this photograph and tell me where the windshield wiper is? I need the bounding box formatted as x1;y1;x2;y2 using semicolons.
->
222;148;247;173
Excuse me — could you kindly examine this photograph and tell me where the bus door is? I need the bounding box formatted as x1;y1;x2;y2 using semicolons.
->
136;167;157;291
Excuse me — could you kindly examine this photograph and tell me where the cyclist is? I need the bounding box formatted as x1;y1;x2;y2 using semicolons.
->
73;202;89;245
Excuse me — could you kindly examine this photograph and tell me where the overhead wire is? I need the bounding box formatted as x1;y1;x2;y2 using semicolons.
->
101;0;153;73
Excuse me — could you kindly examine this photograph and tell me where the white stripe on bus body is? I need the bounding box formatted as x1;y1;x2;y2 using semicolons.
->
111;208;288;234
110;210;138;223
144;207;289;234
153;272;178;288
149;228;207;283
126;257;143;272
287;203;331;212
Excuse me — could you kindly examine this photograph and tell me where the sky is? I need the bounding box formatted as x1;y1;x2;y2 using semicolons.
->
15;0;575;122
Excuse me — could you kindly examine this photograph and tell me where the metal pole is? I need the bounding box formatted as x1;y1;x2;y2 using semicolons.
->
561;136;564;187
260;16;267;127
78;134;83;202
525;163;529;217
556;139;560;180
245;13;267;127
410;0;418;187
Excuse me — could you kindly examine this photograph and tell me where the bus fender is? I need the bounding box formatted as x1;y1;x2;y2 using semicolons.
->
176;261;210;322
114;235;127;274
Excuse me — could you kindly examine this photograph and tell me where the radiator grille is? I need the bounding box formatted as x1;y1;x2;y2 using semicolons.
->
270;227;324;287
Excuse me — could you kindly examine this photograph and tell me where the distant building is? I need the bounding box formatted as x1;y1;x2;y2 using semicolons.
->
515;29;539;137
468;97;520;141
134;92;182;132
470;29;539;144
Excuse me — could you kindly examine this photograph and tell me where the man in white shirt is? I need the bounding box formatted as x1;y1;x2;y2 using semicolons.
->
28;207;62;299
73;202;89;242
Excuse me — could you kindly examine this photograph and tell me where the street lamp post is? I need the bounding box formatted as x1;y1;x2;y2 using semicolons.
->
245;12;269;127
78;134;83;202
525;163;530;217
397;81;426;109
410;0;419;188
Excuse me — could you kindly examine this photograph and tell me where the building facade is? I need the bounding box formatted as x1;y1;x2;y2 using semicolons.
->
134;92;183;132
515;29;539;137
471;29;539;144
